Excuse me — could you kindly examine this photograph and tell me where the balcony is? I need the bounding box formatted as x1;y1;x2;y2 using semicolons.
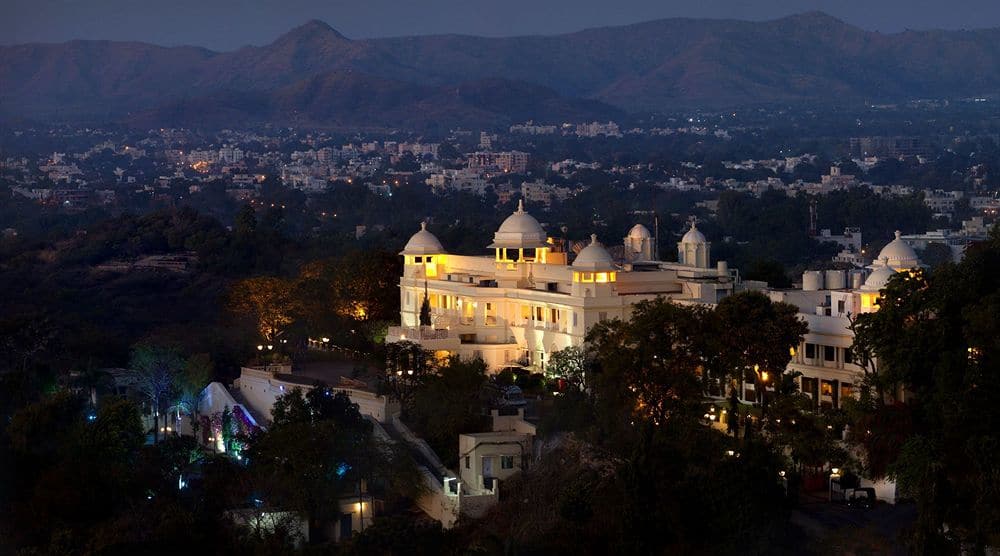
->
386;326;459;351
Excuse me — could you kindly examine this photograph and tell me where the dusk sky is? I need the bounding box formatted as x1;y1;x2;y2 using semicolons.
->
4;0;1000;50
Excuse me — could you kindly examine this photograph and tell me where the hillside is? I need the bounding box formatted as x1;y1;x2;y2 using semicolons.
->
2;13;999;127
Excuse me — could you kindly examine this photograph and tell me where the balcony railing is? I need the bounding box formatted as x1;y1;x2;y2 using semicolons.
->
387;326;450;341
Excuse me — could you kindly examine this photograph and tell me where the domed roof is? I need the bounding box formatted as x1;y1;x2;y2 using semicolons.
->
573;234;616;271
681;221;707;244
627;223;652;240
876;231;920;271
861;259;898;292
489;200;548;249
400;222;445;255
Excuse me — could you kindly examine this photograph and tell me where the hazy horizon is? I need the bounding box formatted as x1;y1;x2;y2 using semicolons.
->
4;1;1000;51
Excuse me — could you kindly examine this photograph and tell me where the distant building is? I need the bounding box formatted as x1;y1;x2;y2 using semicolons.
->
575;121;622;138
850;136;928;158
469;151;529;174
923;190;964;215
509;121;557;135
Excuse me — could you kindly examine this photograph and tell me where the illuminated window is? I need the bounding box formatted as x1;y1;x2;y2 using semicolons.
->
521;305;531;320
841;383;853;399
861;293;879;309
821;380;834;396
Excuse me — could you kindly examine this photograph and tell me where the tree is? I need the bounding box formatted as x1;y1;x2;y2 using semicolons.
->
419;294;432;327
0;312;56;373
714;291;808;406
407;357;491;468
228;276;297;344
381;341;435;416
234;203;257;239
546;346;588;389
176;353;213;438
128;344;184;443
843;225;1000;552
916;241;954;269
5;393;145;550
246;387;423;542
586;298;705;429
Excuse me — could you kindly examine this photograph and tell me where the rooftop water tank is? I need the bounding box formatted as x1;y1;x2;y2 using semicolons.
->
802;271;824;291
825;270;846;290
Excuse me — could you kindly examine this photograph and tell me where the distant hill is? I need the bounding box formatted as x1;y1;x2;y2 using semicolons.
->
2;13;999;127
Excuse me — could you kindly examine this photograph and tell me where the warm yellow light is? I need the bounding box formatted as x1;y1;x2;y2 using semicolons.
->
760;371;769;383
789;346;797;357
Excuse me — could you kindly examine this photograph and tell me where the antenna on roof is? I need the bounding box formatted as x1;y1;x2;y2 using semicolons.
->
809;198;818;237
654;214;660;261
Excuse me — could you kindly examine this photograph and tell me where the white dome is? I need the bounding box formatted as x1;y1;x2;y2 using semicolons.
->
627;224;652;240
400;222;445;255
681;221;707;244
877;231;920;271
573;234;616;271
489;200;548;249
861;260;898;292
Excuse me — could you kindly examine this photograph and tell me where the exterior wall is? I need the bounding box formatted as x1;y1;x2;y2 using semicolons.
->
324;497;375;542
390;252;736;371
458;431;532;489
234;366;390;423
766;291;869;409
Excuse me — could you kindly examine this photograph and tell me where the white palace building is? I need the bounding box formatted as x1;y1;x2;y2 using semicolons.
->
387;202;922;409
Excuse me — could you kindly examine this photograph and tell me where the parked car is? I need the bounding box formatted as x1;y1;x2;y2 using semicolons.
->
846;487;877;509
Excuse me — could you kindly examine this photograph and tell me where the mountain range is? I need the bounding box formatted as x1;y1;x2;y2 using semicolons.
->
2;12;999;129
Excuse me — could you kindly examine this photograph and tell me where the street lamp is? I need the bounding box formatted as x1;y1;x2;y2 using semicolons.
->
830;467;842;502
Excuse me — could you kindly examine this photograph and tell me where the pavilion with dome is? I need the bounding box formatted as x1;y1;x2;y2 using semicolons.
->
387;202;736;371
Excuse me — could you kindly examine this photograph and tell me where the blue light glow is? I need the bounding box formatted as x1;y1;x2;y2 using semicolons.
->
336;462;351;477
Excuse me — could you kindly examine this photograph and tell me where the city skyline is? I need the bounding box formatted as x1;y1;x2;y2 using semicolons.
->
4;0;1000;50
